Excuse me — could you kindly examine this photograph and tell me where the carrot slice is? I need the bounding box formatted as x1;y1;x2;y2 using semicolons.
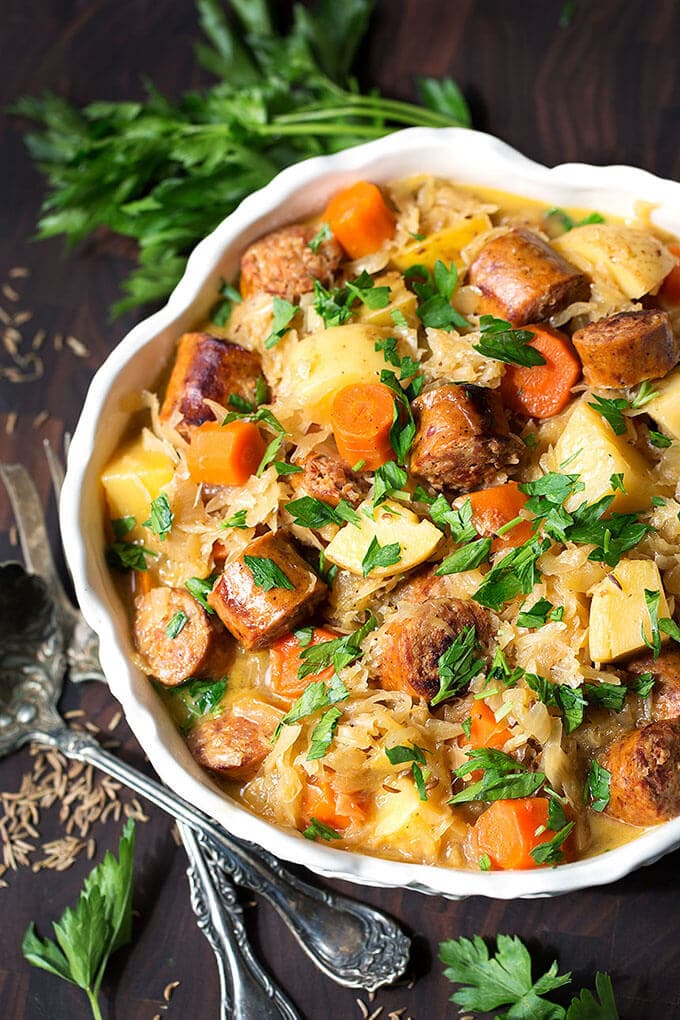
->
467;481;534;554
269;628;338;700
302;774;367;831
466;701;512;751
660;243;680;305
501;324;581;419
186;420;266;486
330;382;396;471
324;181;395;259
466;797;560;870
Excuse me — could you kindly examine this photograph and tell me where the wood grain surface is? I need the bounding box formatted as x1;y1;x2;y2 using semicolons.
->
2;2;680;1017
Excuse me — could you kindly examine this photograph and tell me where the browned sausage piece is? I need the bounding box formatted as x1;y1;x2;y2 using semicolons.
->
187;696;282;779
410;384;519;494
207;531;327;651
289;450;367;508
625;648;680;721
467;227;590;325
160;332;261;433
599;719;680;825
134;587;232;686
571;309;678;389
240;224;343;302
376;598;494;701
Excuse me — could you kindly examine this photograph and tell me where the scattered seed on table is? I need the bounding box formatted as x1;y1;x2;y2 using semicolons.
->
2;285;19;303
5;412;17;434
32;410;49;430
164;980;180;1002
53;333;63;351
32;329;45;350
9;267;29;279
66;335;90;358
64;709;86;720
0;307;10;325
108;710;122;731
14;310;32;326
357;1000;369;1019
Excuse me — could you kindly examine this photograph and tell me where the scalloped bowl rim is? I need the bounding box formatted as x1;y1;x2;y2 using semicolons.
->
60;126;680;899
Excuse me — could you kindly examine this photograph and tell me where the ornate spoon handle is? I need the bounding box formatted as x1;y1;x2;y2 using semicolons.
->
38;726;410;991
179;821;301;1020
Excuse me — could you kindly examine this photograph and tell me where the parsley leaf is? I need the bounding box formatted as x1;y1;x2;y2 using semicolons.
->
517;597;553;628
143;493;173;540
555;684;587;734
450;748;546;804
411;260;469;332
211;278;241;327
585;760;611;813
219;509;249;529
303;817;341;841
627;670;655;697
286;495;360;529
630;380;658;408
274;675;350;743
473;537;550;610
165;610;188;639
264;296;296;349
649;429;673;449
583;682;627;713
440;933;618;1020
244;555;295;591
297;615;377;681
227;392;254;413
361;535;401;576
530;821;575;866
373;461;409;507
111;515;136;540
313;271;390;327
105;541;156;573
435;537;492;575
23;819;135;1020
256;431;285;476
175;677;227;729
546;208;606;231
307;706;342;760
431;626;485;707
385;744;429;800
642;588;663;657
379;369;419;464
184;573;218;613
473;315;546;366
345;269;391;309
430;495;477;542
308;221;332;253
587;395;628;435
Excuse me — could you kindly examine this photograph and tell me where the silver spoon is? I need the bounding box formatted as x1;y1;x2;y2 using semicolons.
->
41;442;301;1019
0;462;411;993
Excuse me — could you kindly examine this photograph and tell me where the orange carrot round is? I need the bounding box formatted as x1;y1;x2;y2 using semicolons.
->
331;382;396;471
324;181;395;259
660;243;680;306
269;628;337;701
501;324;581;419
465;701;512;751
302;775;367;831
467;481;534;554
467;797;560;870
186;420;266;486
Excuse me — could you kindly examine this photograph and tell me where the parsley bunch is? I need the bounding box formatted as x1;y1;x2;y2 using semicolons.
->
13;0;470;317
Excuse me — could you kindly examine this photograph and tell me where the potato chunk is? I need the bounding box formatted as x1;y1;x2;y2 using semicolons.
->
553;225;675;299
323;499;441;578
589;559;669;663
101;437;174;524
390;214;492;273
553;400;650;513
279;324;395;425
643;366;680;441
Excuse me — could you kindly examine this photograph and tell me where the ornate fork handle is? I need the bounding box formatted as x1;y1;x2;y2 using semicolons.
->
39;726;410;991
179;822;301;1020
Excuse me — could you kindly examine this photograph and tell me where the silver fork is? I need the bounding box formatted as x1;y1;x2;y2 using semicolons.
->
18;445;302;1020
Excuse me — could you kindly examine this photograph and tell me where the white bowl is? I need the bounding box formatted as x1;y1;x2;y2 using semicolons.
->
61;127;680;899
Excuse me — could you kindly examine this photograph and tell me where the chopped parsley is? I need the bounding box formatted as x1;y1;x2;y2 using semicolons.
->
211;278;242;327
627;671;655;697
313;271;390;327
105;541;157;573
175;677;227;729
530;821;575;866
219;509;249;530
165;610;188;639
435;537;492;576
587;394;628;435
244;555;295;592
649;429;673;449
385;744;429;800
143;493;173;540
429;495;477;543
479;853;491;871
473;536;550;610
407;260;469;332
473;315;546;367
303;817;341;841
307;221;332;253
379;368;421;463
516;597;553;629
583;682;627;713
222;405;286;434
585;760;611;813
273;676;349;741
264;296;296;349
297;615;377;681
227;392;254;413
307;706;342;760
111;515;136;539
361;535;401;576
374;337;421;381
546;207;605;231
630;380;658;407
555;684;587;734
609;472;626;493
431;626;485;707
286;495;360;529
256;432;285;476
450;748;546;804
373;461;409;507
390;308;409;329
185;573;218;613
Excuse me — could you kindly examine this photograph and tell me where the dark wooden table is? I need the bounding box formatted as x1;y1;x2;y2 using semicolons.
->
2;2;680;1017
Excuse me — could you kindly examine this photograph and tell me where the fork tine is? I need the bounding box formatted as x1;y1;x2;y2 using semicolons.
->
0;462;79;634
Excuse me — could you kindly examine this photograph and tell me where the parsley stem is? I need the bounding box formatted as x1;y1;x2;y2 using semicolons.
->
274;101;457;129
86;988;103;1020
496;515;525;536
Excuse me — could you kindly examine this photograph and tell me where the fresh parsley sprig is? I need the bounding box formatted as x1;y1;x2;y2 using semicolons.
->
431;626;485;707
313;271;391;327
385;744;429;800
23;821;136;1020
297;614;377;680
450;748;546;804
407;260;469;332
286;495;360;529
473;315;546;367
244;555;295;591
